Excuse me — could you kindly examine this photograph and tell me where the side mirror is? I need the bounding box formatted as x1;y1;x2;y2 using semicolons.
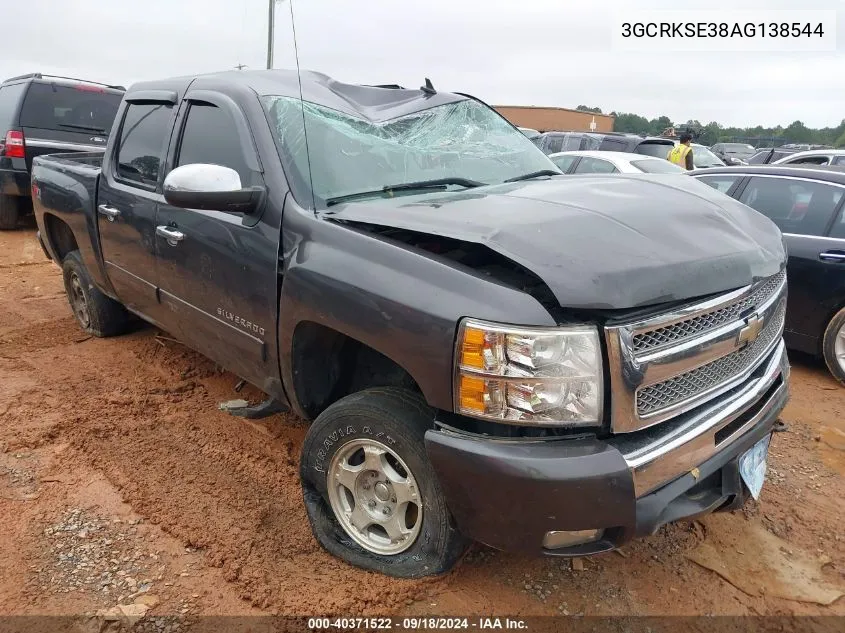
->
163;164;263;213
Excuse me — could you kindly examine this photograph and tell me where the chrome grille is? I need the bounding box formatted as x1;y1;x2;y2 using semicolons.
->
636;301;785;416
632;271;786;354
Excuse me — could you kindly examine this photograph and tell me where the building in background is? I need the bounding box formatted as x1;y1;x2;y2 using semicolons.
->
494;105;615;133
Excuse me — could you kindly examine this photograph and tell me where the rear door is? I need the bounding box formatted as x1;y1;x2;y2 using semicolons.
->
154;91;278;386
97;96;177;320
733;175;845;353
18;82;122;170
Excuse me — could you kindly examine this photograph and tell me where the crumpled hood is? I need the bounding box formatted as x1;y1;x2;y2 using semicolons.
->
328;174;786;310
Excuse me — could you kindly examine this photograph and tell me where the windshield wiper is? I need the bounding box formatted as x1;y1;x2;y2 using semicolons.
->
58;123;107;133
325;177;485;207
504;169;561;183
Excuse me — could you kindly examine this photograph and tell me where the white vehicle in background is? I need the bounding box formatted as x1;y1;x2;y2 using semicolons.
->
548;150;686;174
772;149;845;166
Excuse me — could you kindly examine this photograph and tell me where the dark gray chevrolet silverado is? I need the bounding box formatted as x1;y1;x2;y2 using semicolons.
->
31;70;789;578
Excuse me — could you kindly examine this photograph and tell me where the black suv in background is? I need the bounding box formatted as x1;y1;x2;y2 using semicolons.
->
533;131;675;159
0;73;124;228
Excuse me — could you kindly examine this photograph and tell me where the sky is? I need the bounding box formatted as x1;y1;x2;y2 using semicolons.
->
3;0;843;128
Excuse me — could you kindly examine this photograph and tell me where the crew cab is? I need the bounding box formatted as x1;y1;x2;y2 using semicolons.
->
0;73;124;229
31;70;789;578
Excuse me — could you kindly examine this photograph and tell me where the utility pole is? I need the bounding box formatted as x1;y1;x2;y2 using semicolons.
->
266;0;276;70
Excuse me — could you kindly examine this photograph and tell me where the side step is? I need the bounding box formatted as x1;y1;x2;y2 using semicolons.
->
218;397;288;420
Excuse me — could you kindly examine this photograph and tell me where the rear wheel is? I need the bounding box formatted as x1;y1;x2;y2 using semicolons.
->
62;250;130;337
822;307;845;386
0;194;20;230
300;387;468;578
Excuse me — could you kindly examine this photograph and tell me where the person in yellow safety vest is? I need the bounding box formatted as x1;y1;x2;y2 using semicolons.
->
667;132;695;170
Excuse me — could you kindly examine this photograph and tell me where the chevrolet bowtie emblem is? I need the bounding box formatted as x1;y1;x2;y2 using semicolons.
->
737;313;764;348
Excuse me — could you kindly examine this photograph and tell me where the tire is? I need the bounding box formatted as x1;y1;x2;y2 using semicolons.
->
822;307;845;386
62;250;130;337
0;194;20;230
300;387;468;578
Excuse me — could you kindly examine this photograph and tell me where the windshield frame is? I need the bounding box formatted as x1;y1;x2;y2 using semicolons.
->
261;94;557;211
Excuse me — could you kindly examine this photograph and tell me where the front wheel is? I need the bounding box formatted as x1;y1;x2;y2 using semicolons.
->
300;387;468;578
822;307;845;386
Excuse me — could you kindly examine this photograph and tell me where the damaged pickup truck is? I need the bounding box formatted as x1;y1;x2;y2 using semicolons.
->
31;70;789;578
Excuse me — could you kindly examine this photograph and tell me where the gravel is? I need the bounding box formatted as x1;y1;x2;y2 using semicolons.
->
34;508;155;601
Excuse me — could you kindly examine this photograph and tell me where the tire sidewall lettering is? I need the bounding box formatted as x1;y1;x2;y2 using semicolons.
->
312;424;398;474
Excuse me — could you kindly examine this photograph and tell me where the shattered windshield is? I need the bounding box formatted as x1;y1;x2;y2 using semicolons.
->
262;96;557;208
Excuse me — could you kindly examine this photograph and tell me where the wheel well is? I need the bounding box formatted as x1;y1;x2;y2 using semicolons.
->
44;214;78;262
291;321;422;420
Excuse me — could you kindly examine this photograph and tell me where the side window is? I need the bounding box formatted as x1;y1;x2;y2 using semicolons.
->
0;83;27;128
546;136;565;154
696;175;739;193
599;139;627;152
115;103;173;187
560;135;582;151
573;157;618;174
739;177;843;236
175;102;252;184
550;154;577;172
747;151;767;165
833;156;845;166
787;156;829;165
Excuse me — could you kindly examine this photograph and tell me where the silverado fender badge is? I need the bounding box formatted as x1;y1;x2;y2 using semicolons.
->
736;313;764;349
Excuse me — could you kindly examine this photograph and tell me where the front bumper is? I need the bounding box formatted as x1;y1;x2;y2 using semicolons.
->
425;340;789;556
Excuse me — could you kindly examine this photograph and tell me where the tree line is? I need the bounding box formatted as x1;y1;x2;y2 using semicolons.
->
575;105;845;148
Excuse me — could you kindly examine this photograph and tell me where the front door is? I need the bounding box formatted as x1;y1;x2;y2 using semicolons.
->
97;100;175;320
154;93;280;389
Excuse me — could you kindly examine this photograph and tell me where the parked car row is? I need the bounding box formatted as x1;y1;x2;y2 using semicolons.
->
523;125;844;385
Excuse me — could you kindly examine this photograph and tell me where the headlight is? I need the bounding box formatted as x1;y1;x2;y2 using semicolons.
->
454;318;603;427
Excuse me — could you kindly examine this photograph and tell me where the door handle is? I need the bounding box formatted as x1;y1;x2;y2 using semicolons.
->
156;225;185;246
819;251;845;262
98;204;121;222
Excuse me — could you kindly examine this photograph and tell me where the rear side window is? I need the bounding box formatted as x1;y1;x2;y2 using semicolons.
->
0;83;27;128
696;175;740;193
739;177;843;236
636;142;673;158
176;102;252;184
550;154;578;172
18;83;122;134
833;156;845;166
545;135;565;154
747;151;768;165
115;103;173;187
598;138;627;151
784;155;829;166
573;156;618;174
